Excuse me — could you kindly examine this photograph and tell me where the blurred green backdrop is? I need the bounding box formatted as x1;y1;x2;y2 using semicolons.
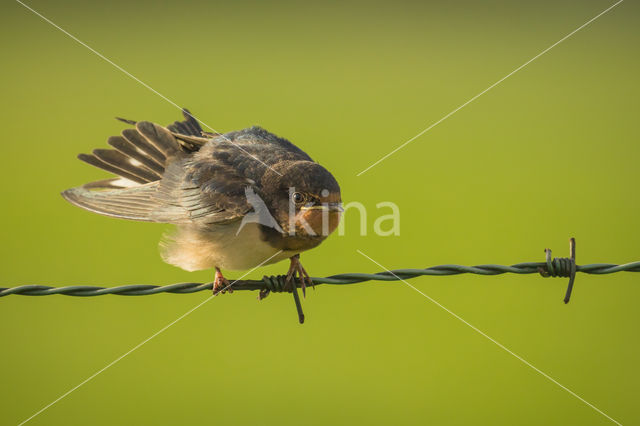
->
1;0;638;425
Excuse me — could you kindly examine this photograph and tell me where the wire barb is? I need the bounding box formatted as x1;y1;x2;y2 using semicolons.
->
538;238;577;303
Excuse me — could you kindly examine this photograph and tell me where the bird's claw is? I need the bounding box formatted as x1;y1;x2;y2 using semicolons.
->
213;268;233;295
285;255;313;297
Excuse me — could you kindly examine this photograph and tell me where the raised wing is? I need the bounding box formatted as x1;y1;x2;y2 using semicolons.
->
62;160;254;224
62;110;256;225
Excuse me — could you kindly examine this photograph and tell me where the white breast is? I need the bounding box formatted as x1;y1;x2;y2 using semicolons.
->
160;221;297;272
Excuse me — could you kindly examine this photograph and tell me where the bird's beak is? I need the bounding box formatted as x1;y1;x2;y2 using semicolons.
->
300;202;343;212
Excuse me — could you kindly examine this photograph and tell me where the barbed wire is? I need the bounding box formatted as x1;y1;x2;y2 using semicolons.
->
2;239;639;299
3;239;638;323
2;262;638;297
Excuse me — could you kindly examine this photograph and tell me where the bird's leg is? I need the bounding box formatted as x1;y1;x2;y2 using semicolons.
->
213;267;232;295
285;254;313;297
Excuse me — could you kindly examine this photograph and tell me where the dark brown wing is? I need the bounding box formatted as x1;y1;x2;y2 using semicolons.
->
62;160;254;224
117;108;211;153
62;112;255;224
75;121;178;185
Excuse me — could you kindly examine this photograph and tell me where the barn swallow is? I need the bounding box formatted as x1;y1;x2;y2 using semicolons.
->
62;110;342;297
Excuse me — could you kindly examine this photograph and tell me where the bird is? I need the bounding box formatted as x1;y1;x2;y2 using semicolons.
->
62;109;343;296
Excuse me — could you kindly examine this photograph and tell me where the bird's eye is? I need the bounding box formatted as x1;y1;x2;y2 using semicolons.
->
292;192;305;204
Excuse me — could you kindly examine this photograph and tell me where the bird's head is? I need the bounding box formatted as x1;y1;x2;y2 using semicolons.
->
260;161;342;246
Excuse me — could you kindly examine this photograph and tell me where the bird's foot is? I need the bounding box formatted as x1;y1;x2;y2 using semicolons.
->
213;267;233;295
285;254;313;297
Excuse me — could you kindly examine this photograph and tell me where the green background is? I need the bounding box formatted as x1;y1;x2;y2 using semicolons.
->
1;0;638;424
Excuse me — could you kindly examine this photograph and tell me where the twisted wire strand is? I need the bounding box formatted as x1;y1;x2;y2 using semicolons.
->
2;261;639;297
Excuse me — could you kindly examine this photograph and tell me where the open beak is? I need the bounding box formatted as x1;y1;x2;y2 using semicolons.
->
300;202;343;212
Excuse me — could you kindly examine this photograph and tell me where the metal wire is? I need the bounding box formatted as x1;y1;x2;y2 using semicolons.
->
2;261;639;297
3;238;636;324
